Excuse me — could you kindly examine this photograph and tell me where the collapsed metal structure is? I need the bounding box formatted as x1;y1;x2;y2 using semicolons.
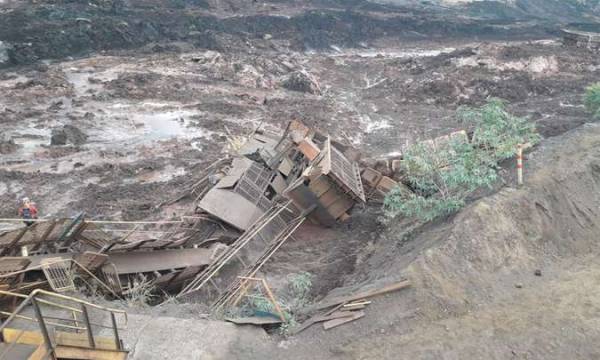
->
0;120;379;307
562;28;600;52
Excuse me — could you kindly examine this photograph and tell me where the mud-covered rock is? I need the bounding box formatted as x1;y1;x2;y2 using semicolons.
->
281;70;321;95
51;125;88;146
50;129;67;146
0;136;20;154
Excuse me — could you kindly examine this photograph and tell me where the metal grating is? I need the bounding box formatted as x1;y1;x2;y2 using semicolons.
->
40;258;76;292
328;143;366;202
234;162;273;212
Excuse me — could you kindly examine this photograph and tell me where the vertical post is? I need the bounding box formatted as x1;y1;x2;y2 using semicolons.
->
261;279;286;322
71;311;80;330
81;304;95;349
231;278;253;307
31;298;54;357
110;313;122;351
517;144;523;186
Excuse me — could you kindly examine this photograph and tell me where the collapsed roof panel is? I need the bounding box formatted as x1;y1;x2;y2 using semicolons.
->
107;245;224;274
238;132;281;163
198;188;264;230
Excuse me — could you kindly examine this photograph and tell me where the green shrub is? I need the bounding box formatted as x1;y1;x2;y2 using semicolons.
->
458;98;540;160
384;99;539;221
384;138;497;220
585;83;600;119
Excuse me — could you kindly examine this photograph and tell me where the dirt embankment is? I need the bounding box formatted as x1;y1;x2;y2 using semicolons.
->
403;122;600;318
285;123;600;359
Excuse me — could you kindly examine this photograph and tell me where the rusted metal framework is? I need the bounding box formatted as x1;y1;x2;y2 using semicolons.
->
0;120;368;308
0;289;128;360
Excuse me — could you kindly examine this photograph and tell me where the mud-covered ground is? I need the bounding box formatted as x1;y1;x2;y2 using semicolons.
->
2;39;599;220
2;0;600;358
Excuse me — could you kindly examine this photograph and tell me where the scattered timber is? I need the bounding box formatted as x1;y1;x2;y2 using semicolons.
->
307;279;411;312
323;310;365;330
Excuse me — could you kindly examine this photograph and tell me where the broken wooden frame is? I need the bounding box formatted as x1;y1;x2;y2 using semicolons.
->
229;276;286;322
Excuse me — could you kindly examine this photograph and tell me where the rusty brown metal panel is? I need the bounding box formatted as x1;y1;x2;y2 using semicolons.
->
326;196;355;220
308;175;332;198
107;246;222;274
285;181;336;227
198;188;264;230
73;252;109;271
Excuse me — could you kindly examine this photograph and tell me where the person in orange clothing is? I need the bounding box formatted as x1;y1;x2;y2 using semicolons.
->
18;197;38;226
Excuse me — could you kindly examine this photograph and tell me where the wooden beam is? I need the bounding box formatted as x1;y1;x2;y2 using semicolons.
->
308;280;411;312
55;331;118;351
2;328;40;346
323;311;365;330
54;345;128;360
289;307;352;335
28;344;49;360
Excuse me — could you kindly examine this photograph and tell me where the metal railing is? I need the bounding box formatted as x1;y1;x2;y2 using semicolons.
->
0;289;127;360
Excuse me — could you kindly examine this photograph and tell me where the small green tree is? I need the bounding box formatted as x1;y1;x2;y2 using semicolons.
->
458;98;540;160
384;99;540;222
384;138;497;221
585;83;600;119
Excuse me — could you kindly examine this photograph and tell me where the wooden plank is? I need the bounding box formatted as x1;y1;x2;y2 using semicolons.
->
226;316;282;325
3;328;119;351
323;311;365;330
55;332;118;350
108;247;217;274
28;344;48;360
2;328;43;346
54;345;128;360
289;308;353;335
345;300;371;306
308;280;411;312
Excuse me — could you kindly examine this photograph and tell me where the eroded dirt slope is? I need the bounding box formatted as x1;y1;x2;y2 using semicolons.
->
285;123;600;359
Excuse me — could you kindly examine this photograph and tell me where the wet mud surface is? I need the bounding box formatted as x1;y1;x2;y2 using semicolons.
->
2;0;600;358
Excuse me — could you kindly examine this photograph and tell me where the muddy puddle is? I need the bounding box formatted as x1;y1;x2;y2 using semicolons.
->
100;104;214;142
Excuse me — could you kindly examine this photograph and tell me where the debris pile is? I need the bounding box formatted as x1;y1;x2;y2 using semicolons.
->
562;28;600;52
281;70;322;95
0;118;476;328
0;118;463;312
0;120;371;307
50;125;88;146
0;135;19;155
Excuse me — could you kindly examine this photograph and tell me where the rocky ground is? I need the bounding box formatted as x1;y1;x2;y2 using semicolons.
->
2;0;600;359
